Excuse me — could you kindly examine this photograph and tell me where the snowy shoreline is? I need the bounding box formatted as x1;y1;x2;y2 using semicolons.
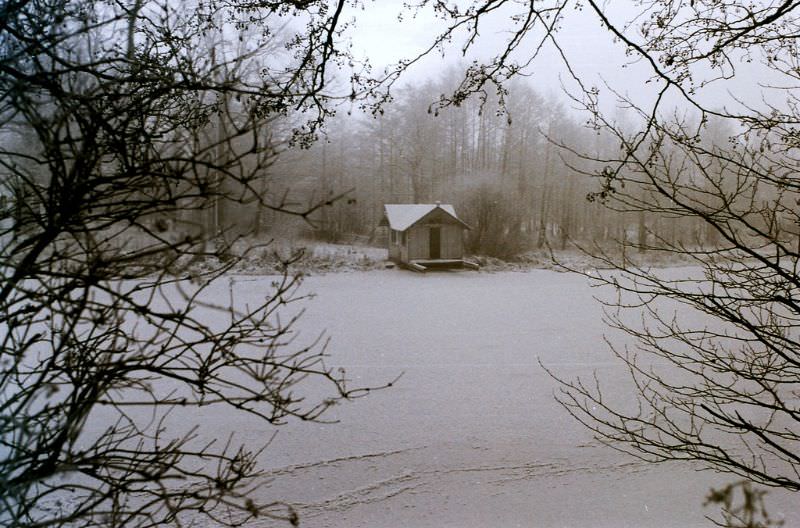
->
182;240;707;277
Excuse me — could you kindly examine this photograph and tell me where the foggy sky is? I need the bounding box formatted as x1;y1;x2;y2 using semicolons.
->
345;1;781;118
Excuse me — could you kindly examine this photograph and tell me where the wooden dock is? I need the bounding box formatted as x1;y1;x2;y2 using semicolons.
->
403;259;480;272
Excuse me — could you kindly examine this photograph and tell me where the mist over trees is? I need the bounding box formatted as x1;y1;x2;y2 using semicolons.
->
260;72;729;260
3;0;800;527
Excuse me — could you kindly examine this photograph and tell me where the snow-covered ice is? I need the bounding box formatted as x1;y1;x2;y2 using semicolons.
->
102;269;800;527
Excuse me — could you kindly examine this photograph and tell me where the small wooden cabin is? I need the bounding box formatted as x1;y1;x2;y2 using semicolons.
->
380;203;477;271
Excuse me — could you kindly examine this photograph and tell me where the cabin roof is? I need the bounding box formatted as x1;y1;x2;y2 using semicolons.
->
382;203;468;231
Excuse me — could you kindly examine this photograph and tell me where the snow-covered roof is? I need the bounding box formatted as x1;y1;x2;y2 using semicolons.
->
382;203;467;231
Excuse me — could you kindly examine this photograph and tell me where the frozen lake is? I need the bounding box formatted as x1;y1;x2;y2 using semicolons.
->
126;269;800;527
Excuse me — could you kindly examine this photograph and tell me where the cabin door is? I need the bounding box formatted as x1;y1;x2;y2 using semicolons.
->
429;226;441;259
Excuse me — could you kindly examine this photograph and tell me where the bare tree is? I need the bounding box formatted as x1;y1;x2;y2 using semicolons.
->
8;1;797;524
0;1;390;527
381;0;800;521
538;0;800;502
551;97;800;490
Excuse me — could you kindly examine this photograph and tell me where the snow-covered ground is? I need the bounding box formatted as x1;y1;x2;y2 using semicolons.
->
111;269;800;527
185;238;706;276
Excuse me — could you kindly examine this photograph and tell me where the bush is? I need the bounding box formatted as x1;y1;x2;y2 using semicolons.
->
462;185;531;259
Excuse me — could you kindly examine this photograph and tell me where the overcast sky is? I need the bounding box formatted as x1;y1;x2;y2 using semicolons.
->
343;1;779;119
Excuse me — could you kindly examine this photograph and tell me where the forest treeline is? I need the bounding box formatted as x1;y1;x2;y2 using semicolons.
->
199;71;748;259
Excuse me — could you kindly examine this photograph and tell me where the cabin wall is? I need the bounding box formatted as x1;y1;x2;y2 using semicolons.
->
407;226;428;260
403;224;463;261
399;231;408;262
440;224;463;259
388;229;401;261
